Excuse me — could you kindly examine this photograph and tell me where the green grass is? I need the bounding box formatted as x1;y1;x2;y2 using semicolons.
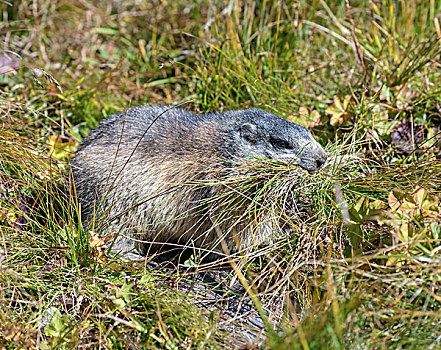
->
1;0;441;348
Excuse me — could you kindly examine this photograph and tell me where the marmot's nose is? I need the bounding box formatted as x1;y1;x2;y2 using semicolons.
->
315;149;327;170
300;143;327;173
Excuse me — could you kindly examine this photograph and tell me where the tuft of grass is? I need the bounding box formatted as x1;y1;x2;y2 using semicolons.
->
0;106;228;349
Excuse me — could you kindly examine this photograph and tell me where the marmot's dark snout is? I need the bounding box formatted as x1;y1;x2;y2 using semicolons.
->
295;143;327;174
304;142;327;173
315;148;328;170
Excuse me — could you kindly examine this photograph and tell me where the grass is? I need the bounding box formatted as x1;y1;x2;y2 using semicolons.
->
1;0;441;348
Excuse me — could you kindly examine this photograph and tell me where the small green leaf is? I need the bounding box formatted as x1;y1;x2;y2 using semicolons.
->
113;298;126;309
343;95;351;110
388;190;405;211
334;96;343;111
413;187;428;206
93;27;119;35
397;223;414;242
325;96;352;126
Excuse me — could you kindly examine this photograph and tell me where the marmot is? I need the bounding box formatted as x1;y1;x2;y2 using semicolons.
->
70;105;327;260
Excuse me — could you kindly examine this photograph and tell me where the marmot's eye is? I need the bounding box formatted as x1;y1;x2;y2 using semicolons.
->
271;138;292;149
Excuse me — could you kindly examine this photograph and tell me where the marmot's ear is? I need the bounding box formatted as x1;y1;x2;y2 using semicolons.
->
241;123;257;142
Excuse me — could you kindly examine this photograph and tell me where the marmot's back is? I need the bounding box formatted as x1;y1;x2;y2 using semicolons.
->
70;105;327;260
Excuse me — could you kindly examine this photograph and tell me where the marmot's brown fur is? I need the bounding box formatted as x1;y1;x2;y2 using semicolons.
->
70;105;327;260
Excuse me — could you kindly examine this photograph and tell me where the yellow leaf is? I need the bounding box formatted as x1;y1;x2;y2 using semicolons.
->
400;200;418;217
48;134;77;160
299;106;309;119
413;187;428;207
388;190;404;211
325;105;344;116
334;96;343;111
308;110;322;127
89;231;107;249
343;95;351;110
298;107;322;128
330;113;344;126
398;222;414;242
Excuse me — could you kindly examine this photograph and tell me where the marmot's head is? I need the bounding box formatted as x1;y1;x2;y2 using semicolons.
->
218;108;327;173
